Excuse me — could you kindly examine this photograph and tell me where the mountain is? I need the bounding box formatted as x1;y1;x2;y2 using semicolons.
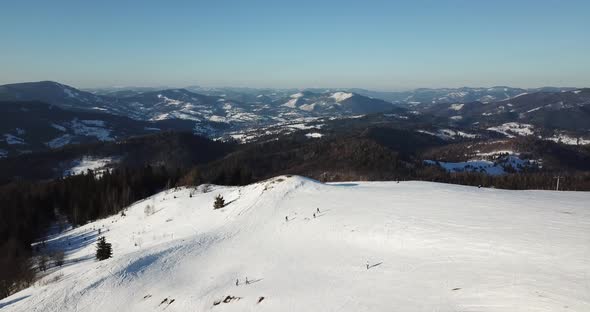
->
348;86;576;106
119;89;264;123
276;91;403;115
417;89;590;139
84;86;168;98
0;81;111;110
0;132;234;183
2;81;588;160
0;81;409;137
0;82;403;127
0;101;199;158
1;176;588;311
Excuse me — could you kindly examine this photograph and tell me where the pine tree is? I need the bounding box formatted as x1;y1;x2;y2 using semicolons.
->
95;236;112;261
213;194;225;209
38;255;48;272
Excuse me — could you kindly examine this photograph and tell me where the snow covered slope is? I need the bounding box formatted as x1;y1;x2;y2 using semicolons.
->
2;176;589;311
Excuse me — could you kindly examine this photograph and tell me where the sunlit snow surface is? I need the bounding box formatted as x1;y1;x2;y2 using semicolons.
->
487;123;534;138
2;176;589;311
63;157;115;177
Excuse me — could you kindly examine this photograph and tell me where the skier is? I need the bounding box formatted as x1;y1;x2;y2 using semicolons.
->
366;261;369;270
245;277;249;285
313;213;316;218
316;208;320;213
236;279;239;286
285;216;288;222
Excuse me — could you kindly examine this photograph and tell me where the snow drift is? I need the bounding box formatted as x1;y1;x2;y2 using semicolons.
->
2;176;589;311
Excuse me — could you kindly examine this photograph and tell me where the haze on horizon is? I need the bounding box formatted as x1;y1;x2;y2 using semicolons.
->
1;0;589;90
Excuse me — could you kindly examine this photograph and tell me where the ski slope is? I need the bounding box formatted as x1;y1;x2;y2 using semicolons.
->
2;176;590;311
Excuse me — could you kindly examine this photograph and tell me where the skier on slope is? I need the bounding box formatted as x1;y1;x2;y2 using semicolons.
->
317;208;320;213
285;216;288;222
236;279;239;286
313;213;316;218
245;277;249;284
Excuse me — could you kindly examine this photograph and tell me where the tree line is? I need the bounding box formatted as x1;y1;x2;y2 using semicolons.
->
0;165;180;298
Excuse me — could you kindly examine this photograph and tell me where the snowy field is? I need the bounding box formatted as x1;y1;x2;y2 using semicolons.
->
424;155;538;175
62;157;116;177
1;176;589;311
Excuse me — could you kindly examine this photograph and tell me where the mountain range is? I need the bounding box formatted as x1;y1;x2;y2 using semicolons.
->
1;81;589;159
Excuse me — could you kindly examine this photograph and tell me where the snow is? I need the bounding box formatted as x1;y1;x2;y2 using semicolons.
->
425;159;506;175
446;91;468;98
152;113;171;121
456;131;477;139
546;134;590;146
299;103;316;111
70;119;114;141
305;132;323;138
479;95;496;103
51;123;67;132
46;134;73;148
573;90;582;94
417;129;437;136
80;120;106;127
157;94;183;106
209;115;228;123
330;91;353;102
383;113;408;119
526;107;542;113
3;134;26;145
63;87;78;98
476;150;518;157
287;123;320;130
425;155;538;175
417;129;477;140
63;157;115;177
449;103;464;111
487;123;534;138
510;92;528;99
0;149;7;158
3;176;590;312
283;98;299;108
450;115;463;121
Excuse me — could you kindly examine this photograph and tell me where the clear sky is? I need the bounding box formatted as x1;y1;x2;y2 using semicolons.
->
1;0;588;90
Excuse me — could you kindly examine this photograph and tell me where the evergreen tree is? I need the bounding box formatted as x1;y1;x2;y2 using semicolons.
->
213;194;225;209
38;255;48;272
95;236;112;261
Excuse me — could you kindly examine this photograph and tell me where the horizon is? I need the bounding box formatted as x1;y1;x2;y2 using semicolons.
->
1;0;589;89
1;79;586;93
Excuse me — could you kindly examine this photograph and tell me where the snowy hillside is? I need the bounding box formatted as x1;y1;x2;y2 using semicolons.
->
2;176;589;311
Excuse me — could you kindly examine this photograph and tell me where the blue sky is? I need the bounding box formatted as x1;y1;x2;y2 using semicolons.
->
1;0;588;90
